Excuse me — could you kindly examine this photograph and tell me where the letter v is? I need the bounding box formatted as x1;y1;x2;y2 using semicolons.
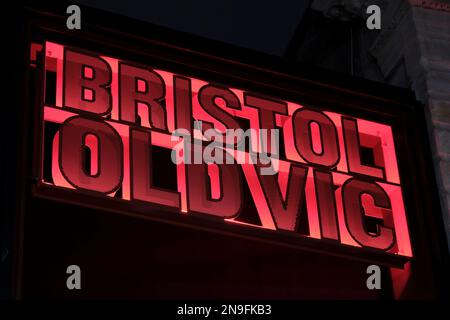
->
258;164;308;230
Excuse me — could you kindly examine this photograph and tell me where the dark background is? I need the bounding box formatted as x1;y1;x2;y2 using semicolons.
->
74;0;311;56
3;0;449;300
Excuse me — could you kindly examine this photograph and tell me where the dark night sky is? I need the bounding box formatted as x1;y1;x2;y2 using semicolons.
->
74;0;310;56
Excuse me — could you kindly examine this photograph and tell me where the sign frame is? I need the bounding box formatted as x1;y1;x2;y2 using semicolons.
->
20;3;447;271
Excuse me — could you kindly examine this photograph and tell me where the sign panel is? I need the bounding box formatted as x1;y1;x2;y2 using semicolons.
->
34;41;412;260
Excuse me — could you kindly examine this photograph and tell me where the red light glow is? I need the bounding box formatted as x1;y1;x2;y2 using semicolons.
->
36;41;412;259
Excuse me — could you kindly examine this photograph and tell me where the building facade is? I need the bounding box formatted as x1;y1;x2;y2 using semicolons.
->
2;0;449;300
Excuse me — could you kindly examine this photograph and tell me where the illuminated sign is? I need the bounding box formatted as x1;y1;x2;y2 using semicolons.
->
33;41;412;259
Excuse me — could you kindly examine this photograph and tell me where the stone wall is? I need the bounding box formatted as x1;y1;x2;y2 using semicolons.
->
310;0;450;249
411;2;450;249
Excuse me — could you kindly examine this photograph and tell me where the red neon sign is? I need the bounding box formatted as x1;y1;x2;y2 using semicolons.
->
36;41;412;258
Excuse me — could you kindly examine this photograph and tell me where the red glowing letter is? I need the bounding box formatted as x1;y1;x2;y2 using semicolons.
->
198;85;242;133
244;93;287;154
58;116;122;193
186;152;242;218
314;170;339;240
119;63;167;130
64;50;112;115
342;179;395;250
130;129;181;208
292;108;340;167
258;164;308;231
174;76;193;132
342;117;384;179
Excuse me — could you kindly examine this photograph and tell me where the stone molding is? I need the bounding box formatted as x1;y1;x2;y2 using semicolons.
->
311;0;372;21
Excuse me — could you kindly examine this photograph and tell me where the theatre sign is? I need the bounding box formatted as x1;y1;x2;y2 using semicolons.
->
27;38;416;266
